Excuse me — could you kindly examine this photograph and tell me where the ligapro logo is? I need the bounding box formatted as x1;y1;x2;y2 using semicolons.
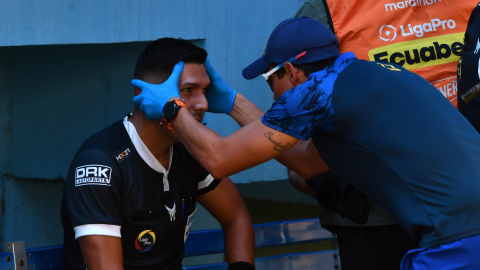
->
135;230;156;252
379;25;397;41
379;18;456;42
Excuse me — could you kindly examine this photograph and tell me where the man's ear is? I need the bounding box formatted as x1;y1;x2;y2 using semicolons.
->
134;88;142;96
283;62;296;83
284;62;307;85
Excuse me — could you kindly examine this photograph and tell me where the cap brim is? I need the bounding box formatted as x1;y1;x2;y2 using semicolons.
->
242;57;271;80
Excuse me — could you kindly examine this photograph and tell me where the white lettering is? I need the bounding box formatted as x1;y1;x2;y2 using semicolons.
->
385;0;441;11
139;238;151;245
75;165;112;187
447;19;456;29
439;85;446;97
413;25;424;37
400;18;456;38
98;167;109;178
400;25;411;36
431;19;441;31
423;23;433;33
385;3;397;11
76;168;85;178
86;167;97;177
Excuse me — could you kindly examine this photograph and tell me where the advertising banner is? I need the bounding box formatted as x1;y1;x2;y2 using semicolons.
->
326;0;478;107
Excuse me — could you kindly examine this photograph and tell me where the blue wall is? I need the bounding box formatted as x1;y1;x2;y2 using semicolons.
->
0;0;305;251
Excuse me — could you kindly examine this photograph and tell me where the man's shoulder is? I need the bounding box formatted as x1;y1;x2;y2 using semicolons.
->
172;142;200;166
78;120;129;156
172;143;211;180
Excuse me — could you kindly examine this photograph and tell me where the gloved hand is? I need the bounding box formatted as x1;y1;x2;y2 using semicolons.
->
131;62;184;121
204;59;237;114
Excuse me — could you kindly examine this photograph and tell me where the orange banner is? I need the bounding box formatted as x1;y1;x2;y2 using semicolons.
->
325;0;478;108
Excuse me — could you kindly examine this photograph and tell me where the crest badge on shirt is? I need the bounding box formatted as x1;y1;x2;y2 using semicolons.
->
75;165;112;187
165;203;176;222
135;230;156;252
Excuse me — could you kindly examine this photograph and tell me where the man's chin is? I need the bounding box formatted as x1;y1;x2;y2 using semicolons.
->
164;129;181;142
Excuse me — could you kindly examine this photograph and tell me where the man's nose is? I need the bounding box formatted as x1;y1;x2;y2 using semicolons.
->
191;92;208;112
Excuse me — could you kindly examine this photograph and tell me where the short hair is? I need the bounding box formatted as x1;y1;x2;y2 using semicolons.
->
133;37;208;83
274;56;338;79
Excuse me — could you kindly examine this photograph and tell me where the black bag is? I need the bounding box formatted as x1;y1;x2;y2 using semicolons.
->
458;2;480;133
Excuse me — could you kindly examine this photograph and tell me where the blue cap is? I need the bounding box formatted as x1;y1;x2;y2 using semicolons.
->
242;16;340;80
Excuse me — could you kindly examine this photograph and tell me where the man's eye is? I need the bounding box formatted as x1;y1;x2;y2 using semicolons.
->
182;88;191;92
267;78;273;90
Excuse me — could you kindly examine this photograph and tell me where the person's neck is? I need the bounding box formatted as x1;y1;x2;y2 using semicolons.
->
129;108;175;169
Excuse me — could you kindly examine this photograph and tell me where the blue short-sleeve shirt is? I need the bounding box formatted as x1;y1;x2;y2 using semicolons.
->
262;52;357;140
261;52;480;250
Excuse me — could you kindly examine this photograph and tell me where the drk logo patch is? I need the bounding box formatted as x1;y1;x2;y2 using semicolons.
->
75;165;112;187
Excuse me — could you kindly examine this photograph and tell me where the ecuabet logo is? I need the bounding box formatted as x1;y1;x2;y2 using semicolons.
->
379;25;397;42
135;230;156;252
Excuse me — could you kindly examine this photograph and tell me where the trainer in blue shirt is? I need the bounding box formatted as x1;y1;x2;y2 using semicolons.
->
132;17;480;269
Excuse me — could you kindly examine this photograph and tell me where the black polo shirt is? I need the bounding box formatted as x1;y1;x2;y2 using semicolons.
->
61;117;220;270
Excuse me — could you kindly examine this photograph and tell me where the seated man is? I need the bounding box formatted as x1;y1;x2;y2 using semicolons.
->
60;38;255;270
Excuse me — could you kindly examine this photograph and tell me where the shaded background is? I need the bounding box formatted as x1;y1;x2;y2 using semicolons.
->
0;0;324;265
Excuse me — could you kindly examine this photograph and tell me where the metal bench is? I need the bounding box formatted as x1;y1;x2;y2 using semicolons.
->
0;218;340;270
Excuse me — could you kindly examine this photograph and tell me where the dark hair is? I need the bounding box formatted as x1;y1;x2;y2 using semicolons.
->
274;56;339;79
133;38;208;83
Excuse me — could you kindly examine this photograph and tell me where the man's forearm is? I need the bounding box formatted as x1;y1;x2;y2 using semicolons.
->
171;107;297;179
276;140;330;179
229;93;264;127
223;216;255;264
229;94;328;178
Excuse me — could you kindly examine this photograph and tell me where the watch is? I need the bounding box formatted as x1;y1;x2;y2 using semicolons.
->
162;99;186;124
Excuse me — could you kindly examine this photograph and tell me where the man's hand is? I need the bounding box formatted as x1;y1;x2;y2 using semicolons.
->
131;62;184;121
205;59;237;114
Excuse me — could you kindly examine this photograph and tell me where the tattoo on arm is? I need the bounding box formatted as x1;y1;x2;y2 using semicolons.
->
264;132;290;152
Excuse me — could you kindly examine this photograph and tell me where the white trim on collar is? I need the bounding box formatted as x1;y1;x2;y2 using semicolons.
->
123;116;173;191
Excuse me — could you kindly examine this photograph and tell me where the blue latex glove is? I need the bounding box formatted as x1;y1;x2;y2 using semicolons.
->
204;59;237;114
131;62;184;121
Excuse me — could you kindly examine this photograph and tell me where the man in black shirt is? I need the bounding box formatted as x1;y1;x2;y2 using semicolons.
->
61;38;255;270
458;2;480;133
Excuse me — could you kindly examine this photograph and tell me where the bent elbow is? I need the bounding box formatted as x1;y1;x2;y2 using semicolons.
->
203;158;230;179
296;165;328;180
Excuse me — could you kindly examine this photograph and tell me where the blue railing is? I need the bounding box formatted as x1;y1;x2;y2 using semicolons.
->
0;218;340;270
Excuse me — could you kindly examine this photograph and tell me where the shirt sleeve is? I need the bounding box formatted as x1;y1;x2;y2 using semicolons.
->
64;148;123;237
261;74;336;140
197;174;221;196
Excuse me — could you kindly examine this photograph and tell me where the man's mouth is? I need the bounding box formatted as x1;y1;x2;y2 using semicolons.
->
192;113;203;123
